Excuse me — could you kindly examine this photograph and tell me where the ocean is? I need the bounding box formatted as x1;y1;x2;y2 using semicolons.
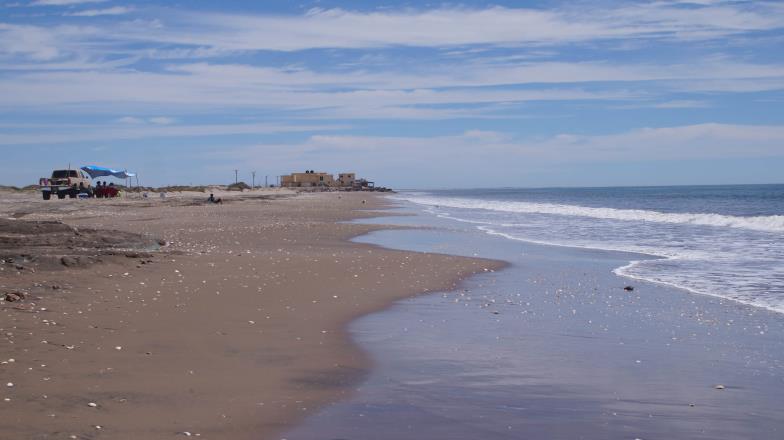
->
391;185;784;314
284;189;784;439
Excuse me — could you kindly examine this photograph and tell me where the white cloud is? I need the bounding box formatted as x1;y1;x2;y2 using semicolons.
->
1;3;782;160
524;123;784;161
0;57;780;120
65;6;132;17
110;4;783;52
115;116;143;124
0;23;62;60
673;78;784;93
116;116;176;125
6;3;778;63
613;99;712;109
223;123;784;163
653;100;710;108
0;22;102;61
148;116;175;125
1;4;781;110
31;0;106;5
0;121;348;145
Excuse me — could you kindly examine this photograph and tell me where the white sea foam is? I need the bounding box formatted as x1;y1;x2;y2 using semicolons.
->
614;260;784;315
392;192;784;315
394;195;784;233
482;223;784;314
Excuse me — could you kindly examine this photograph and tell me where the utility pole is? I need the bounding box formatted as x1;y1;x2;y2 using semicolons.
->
252;171;256;189
265;175;268;188
234;169;238;184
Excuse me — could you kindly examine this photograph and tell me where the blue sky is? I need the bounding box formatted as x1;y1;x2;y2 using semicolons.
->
1;0;783;188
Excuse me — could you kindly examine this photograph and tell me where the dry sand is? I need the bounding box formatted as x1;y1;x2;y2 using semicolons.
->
0;189;501;439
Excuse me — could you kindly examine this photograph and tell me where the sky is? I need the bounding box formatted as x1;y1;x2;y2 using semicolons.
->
1;0;783;188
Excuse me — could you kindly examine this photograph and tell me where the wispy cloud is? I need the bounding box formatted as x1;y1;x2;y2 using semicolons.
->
0;22;101;61
0;58;780;119
613;99;713;110
79;4;777;55
4;3;783;64
220;123;784;162
521;123;784;161
115;116;143;124
30;0;106;5
654;100;711;109
147;116;175;125
0;121;348;145
115;116;175;125
65;6;132;17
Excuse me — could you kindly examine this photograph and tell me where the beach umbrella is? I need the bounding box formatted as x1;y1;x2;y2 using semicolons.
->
81;165;136;180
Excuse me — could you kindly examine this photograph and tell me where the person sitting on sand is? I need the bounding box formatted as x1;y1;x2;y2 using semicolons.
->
208;193;223;204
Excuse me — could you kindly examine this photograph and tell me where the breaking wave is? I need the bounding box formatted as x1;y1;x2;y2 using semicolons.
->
392;195;784;234
390;188;784;314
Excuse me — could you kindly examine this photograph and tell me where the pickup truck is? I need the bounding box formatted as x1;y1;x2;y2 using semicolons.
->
39;169;93;200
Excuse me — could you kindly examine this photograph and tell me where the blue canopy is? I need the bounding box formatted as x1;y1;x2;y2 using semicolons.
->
81;165;136;180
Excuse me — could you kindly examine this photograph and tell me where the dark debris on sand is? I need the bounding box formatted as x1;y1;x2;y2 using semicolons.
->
0;218;164;272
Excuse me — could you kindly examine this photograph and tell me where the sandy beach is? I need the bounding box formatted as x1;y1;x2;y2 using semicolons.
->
0;189;501;439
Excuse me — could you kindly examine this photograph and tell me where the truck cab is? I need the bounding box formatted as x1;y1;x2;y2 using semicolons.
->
39;169;93;200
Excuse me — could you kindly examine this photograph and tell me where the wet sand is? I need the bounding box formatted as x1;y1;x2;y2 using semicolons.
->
0;190;501;439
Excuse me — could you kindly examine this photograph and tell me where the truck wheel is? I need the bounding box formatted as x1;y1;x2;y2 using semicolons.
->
57;192;66;199
42;192;51;200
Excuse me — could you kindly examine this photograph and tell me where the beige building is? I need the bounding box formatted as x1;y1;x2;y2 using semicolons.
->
338;173;355;187
280;171;336;187
280;171;361;188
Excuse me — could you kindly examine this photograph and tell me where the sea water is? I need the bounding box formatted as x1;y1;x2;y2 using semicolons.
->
391;185;784;313
284;199;784;440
